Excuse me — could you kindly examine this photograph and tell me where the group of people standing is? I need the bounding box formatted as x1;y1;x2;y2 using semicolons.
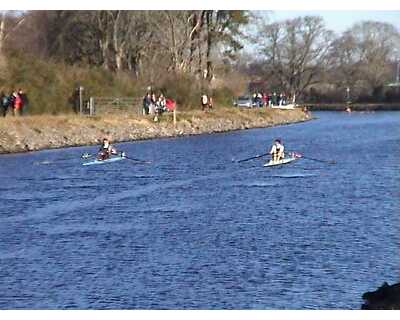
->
252;92;292;108
142;92;176;116
1;89;28;117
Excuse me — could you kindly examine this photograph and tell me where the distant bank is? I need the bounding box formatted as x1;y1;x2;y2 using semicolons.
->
0;107;311;154
305;103;400;111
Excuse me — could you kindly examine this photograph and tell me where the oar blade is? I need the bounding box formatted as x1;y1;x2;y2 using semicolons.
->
125;156;152;164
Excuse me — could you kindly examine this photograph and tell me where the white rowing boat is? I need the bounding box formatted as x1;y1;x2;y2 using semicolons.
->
82;155;126;166
264;156;298;167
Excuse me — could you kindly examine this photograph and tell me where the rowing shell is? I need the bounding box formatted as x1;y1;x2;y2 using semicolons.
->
264;157;297;167
82;156;126;166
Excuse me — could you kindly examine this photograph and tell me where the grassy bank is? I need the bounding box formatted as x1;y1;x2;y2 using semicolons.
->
0;107;311;154
1;53;139;115
0;52;239;115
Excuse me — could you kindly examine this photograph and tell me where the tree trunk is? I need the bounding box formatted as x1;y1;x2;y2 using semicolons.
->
115;48;124;71
198;37;203;77
99;38;111;70
188;11;204;74
112;11;125;71
205;11;213;81
0;13;8;75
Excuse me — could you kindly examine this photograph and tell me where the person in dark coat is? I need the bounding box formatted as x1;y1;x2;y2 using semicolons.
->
1;91;9;117
142;93;151;115
8;90;17;115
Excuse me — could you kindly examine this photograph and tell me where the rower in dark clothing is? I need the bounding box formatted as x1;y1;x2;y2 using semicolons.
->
98;138;117;160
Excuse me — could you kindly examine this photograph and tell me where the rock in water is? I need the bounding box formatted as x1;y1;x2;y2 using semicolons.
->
362;282;400;309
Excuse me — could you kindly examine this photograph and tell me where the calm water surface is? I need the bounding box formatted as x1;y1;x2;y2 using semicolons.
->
0;111;399;309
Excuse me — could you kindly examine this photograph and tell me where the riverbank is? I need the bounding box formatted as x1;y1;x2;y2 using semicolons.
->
0;107;311;154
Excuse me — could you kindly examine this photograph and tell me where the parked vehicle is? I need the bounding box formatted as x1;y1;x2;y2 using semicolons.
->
233;96;253;108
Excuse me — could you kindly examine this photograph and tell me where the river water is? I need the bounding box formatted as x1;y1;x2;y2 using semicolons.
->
0;111;399;309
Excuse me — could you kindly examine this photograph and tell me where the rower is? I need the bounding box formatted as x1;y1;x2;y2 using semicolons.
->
269;139;285;162
98;138;117;160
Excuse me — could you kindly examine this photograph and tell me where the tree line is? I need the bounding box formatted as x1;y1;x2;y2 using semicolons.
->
1;10;400;109
238;15;400;103
1;11;250;81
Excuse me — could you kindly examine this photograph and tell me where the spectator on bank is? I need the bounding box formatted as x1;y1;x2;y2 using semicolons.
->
148;92;156;115
156;94;166;114
208;96;213;110
18;89;28;115
268;92;272;107
1;91;9;117
201;94;208;111
277;93;282;106
143;92;151;115
251;92;257;107
272;92;277;106
151;92;157;105
8;90;16;115
262;92;268;107
13;91;23;116
257;92;263;107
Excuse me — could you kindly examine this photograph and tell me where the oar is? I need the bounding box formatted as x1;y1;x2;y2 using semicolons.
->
34;154;81;165
236;153;268;163
124;156;152;164
298;154;336;164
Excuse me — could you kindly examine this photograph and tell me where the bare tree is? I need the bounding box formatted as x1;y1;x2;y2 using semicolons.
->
329;21;400;99
0;11;25;75
2;10;250;90
257;16;333;97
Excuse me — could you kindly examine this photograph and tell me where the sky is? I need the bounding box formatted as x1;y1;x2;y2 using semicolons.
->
3;0;400;11
3;2;400;35
269;10;400;33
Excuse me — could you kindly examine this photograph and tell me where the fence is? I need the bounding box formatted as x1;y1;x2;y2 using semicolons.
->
81;97;142;116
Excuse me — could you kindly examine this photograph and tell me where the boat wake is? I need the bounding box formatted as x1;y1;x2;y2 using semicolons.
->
232;182;279;188
0;166;252;223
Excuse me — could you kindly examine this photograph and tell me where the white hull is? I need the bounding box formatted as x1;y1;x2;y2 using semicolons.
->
264;157;297;167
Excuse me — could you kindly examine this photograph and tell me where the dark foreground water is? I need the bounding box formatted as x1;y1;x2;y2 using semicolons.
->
0;111;399;309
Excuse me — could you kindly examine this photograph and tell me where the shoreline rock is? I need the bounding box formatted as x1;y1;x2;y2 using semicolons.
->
0;108;311;154
362;282;400;309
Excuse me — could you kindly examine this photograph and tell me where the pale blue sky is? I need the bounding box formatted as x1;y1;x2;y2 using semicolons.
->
268;11;400;33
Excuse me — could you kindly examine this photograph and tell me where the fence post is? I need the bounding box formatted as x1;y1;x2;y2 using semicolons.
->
89;97;94;116
79;86;84;115
173;106;177;128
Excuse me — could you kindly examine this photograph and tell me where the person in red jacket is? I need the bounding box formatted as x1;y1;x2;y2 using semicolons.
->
11;91;23;116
